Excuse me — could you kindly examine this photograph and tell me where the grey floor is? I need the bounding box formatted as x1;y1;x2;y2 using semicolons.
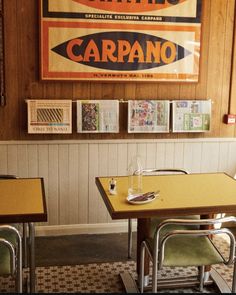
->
35;227;236;267
35;232;137;267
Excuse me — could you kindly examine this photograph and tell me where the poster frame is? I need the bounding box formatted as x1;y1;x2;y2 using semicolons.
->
40;0;202;83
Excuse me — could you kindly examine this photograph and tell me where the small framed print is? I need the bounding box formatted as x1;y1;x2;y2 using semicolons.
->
128;100;170;133
77;100;119;133
27;99;72;134
172;100;211;133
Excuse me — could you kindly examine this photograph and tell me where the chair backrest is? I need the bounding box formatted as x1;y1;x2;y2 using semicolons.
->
156;216;236;268
142;168;189;175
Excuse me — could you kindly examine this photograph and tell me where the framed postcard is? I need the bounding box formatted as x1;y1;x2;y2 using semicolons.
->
27;99;72;134
128;100;170;133
40;0;202;82
77;100;119;133
172;100;211;132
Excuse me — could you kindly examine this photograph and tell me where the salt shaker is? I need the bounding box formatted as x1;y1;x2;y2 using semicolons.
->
109;178;117;195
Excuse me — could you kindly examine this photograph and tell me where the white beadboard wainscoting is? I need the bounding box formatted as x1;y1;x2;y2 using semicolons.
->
1;138;236;236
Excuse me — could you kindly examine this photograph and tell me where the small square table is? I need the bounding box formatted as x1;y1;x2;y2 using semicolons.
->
0;177;47;293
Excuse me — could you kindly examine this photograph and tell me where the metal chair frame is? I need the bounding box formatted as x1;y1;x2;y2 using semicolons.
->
139;216;236;293
0;225;22;293
127;168;189;258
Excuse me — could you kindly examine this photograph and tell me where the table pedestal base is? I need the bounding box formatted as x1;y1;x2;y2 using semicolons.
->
120;273;139;293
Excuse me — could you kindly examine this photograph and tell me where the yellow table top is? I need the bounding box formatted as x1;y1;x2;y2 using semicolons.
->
0;178;47;223
96;173;236;219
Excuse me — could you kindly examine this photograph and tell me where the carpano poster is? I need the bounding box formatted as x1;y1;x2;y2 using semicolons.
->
40;0;202;82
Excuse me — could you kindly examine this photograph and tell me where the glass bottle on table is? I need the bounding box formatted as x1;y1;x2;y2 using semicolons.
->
128;155;143;196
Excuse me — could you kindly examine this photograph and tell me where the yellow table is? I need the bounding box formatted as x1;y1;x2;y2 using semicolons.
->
0;178;47;293
96;172;236;292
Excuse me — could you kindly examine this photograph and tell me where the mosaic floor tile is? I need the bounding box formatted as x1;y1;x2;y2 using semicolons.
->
0;235;233;293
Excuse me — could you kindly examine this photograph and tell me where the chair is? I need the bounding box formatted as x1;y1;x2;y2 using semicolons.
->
139;216;236;293
0;225;22;292
127;168;189;258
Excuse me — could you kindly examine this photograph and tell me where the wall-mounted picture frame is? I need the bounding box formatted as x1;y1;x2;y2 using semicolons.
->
40;0;202;82
77;100;119;133
172;100;211;133
128;100;170;133
27;99;72;134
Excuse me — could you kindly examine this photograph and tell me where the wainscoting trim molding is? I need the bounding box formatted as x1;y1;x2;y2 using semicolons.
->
1;138;236;145
35;221;136;237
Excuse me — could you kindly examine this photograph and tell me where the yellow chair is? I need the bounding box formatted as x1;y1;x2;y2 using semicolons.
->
127;168;189;258
0;225;22;292
139;216;236;293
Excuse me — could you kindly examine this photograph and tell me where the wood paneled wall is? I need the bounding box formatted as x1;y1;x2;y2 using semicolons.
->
1;0;236;140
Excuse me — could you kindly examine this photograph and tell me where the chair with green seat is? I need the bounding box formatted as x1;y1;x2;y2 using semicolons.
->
139;216;236;293
0;225;22;292
127;168;193;258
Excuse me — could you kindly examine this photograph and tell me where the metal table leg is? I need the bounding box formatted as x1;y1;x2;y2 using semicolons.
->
128;219;132;259
28;222;36;293
22;223;28;268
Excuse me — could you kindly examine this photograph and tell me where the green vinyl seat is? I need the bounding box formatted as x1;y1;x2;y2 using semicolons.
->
146;235;223;268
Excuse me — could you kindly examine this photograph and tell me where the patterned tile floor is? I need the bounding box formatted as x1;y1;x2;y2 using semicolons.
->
0;235;233;293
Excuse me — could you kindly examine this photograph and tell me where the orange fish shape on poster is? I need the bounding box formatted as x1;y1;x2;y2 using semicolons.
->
52;31;190;71
72;0;187;13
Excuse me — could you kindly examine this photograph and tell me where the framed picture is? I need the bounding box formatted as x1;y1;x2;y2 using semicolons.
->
128;100;170;133
77;100;119;133
27;99;72;134
172;100;211;132
40;0;202;82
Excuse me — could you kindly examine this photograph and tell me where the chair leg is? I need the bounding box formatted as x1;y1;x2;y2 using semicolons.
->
15;262;23;293
152;257;158;293
139;242;145;293
232;260;236;293
15;230;23;293
128;219;132;258
198;265;205;292
23;223;28;268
